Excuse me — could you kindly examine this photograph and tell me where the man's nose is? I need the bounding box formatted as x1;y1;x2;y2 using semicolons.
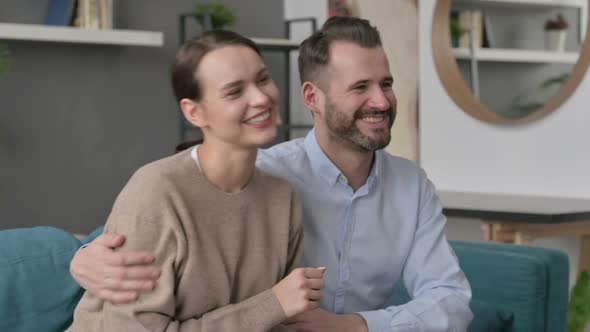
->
367;86;391;110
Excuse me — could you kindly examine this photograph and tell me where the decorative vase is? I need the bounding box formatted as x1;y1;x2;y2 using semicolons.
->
544;30;566;52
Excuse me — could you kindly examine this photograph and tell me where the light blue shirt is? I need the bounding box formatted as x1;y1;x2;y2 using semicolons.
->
257;130;473;332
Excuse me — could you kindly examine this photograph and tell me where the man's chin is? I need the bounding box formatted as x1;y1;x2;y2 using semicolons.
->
365;134;391;151
350;136;390;152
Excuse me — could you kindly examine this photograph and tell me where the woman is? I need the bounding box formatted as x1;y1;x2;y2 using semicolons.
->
72;30;324;332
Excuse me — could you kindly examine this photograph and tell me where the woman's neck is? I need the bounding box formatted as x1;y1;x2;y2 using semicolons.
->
197;141;258;193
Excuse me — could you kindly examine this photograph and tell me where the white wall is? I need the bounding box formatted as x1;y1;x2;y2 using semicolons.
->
419;2;590;199
283;0;328;138
356;0;419;162
419;2;589;288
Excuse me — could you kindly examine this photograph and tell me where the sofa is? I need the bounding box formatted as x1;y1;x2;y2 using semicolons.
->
0;226;569;332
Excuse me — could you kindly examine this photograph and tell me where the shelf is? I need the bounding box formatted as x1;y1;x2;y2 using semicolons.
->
0;23;164;47
453;47;579;63
250;37;300;50
453;0;585;9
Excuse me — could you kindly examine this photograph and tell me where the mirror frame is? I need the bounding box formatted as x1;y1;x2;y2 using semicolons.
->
432;0;590;124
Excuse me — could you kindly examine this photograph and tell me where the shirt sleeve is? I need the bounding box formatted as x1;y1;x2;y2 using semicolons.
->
73;168;287;332
357;169;473;332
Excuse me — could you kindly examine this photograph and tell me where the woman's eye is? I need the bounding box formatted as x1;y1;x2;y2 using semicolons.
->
227;89;242;97
258;75;270;84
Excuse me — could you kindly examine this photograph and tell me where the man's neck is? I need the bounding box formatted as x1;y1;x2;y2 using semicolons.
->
315;131;374;192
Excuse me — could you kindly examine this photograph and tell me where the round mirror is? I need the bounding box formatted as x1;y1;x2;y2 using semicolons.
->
432;0;590;124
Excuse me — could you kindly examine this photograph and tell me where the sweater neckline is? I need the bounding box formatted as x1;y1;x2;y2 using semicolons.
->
185;146;259;197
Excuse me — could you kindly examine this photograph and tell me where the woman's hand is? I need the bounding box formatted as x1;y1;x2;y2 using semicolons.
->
272;267;326;318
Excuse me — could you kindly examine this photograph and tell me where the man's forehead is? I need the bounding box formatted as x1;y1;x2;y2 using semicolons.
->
328;41;386;58
326;41;390;78
328;42;387;67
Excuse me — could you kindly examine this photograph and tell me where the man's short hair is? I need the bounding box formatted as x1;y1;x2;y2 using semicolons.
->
298;16;382;85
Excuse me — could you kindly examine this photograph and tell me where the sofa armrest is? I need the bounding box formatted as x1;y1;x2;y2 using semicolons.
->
0;227;85;332
451;241;569;332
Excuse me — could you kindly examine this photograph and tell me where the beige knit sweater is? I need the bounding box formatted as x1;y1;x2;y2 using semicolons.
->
72;149;303;332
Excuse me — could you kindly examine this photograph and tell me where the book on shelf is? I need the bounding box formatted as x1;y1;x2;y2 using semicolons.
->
99;0;113;29
458;9;483;49
45;0;77;26
75;0;113;29
482;14;494;48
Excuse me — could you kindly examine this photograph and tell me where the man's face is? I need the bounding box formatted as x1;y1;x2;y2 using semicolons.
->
319;41;397;152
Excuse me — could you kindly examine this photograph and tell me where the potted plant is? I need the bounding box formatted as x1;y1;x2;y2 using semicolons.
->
194;2;236;29
568;271;590;332
511;72;569;116
450;16;466;48
544;13;568;52
0;44;11;77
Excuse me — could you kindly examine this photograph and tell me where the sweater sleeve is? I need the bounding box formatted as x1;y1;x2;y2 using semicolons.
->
285;191;304;275
102;212;287;332
73;167;287;332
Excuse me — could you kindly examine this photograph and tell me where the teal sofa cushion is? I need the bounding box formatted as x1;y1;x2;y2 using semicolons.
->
390;241;568;332
389;272;515;332
452;241;568;332
0;226;84;332
469;299;514;332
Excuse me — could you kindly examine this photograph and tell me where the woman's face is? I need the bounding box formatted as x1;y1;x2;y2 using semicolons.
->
193;45;280;148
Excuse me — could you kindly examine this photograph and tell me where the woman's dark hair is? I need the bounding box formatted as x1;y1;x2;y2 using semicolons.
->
172;30;261;152
171;29;261;103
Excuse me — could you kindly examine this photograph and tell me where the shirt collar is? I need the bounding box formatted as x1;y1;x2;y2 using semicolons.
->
303;129;381;188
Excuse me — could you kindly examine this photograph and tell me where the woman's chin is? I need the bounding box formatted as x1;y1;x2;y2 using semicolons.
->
257;129;278;146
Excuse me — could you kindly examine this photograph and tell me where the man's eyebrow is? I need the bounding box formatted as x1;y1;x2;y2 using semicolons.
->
346;76;394;90
347;79;370;90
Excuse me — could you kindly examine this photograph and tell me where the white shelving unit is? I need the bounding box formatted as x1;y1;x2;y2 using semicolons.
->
0;23;164;47
452;0;587;97
454;0;587;41
454;47;579;63
454;0;585;9
250;37;299;50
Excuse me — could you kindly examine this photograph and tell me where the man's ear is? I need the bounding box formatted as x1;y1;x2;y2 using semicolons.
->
301;81;324;118
179;98;207;128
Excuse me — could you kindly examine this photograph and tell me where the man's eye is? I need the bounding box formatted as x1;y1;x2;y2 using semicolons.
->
353;85;367;91
381;82;393;90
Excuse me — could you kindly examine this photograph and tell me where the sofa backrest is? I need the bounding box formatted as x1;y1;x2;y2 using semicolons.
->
452;241;569;332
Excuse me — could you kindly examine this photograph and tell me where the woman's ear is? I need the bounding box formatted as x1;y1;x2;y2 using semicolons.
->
180;98;207;128
301;81;324;118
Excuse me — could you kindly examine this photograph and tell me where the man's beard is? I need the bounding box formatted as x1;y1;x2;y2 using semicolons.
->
324;99;395;152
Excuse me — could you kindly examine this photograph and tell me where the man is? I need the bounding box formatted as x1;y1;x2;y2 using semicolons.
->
70;16;473;331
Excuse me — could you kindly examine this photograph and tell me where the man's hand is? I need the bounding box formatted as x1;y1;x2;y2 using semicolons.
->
69;232;161;304
284;308;368;332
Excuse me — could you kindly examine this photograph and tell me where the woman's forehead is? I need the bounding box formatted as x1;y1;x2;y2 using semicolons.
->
197;46;266;85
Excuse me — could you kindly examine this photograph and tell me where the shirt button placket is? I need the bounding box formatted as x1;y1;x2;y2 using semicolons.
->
335;195;353;313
